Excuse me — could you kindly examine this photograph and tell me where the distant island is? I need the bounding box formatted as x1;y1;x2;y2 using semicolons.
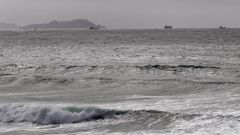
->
21;19;105;29
0;23;19;30
0;19;105;30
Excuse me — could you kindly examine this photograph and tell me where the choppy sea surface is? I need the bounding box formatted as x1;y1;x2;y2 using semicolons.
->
0;29;240;135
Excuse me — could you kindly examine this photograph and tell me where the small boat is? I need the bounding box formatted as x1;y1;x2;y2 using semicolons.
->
219;26;226;29
89;26;99;30
164;25;173;29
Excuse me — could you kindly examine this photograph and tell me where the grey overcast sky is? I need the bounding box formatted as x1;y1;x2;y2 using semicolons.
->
0;0;240;28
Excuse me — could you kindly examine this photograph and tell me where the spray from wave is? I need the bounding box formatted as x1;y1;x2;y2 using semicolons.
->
0;103;201;126
1;104;240;134
0;104;126;125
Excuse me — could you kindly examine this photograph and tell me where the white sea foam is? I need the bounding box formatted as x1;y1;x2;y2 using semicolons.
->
0;104;117;125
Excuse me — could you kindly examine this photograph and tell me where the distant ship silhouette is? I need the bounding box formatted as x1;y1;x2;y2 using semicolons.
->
89;26;100;30
219;26;226;29
164;25;173;29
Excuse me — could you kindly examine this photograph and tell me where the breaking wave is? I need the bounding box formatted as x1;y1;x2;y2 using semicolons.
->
2;104;238;126
0;64;220;72
0;64;222;86
0;104;126;125
0;104;202;125
134;64;220;71
61;64;220;71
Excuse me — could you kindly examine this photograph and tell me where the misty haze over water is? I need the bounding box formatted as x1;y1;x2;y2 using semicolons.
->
1;0;240;28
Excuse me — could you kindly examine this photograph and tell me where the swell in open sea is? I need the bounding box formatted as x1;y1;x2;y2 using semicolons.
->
0;29;240;135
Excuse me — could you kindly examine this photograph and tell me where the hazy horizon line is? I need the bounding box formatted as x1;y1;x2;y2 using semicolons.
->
0;19;237;30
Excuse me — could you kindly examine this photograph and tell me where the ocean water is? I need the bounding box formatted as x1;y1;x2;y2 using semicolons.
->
0;29;240;135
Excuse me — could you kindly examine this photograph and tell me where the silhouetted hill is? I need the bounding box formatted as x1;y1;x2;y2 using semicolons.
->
21;19;105;29
0;23;19;29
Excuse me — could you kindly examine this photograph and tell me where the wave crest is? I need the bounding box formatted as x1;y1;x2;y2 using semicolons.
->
0;104;125;125
0;104;198;126
2;103;237;128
